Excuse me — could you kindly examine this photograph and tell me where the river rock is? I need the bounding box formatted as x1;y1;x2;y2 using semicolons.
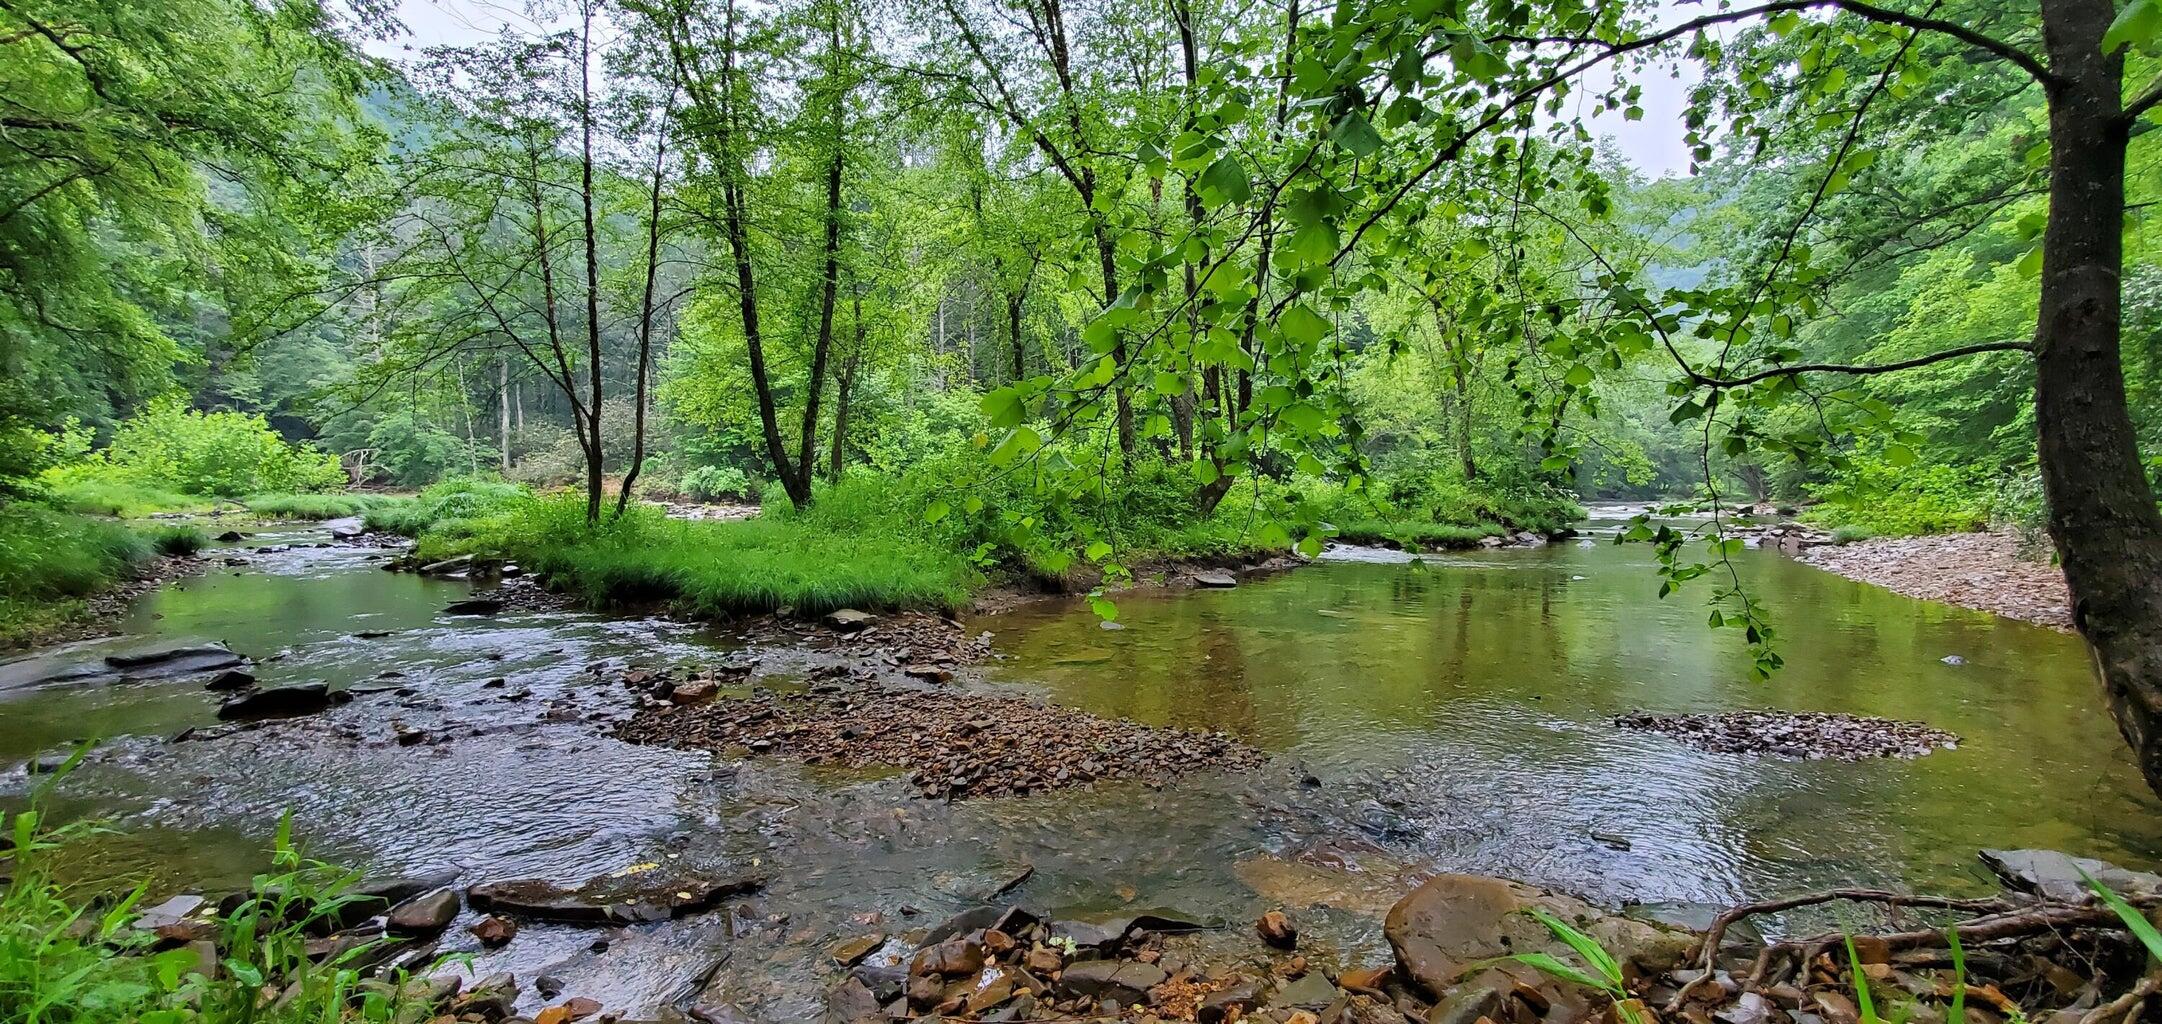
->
1383;874;1692;1000
470;915;517;947
826;977;884;1024
1193;571;1238;588
134;895;207;932
1257;909;1298;949
831;932;885;967
451;973;518;1019
419;554;473;576
825;608;877;631
204;669;255;691
910;937;984;977
216;683;344;721
387;888;459;935
466;871;764;925
1980;848;2162;901
215;530;247;542
106;645;247;679
1199;978;1263;1023
1271;970;1339;1009
443;597;503;616
1058;959;1166;1004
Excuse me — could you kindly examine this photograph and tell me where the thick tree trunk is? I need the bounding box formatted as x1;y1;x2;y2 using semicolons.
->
2035;0;2162;797
578;0;606;525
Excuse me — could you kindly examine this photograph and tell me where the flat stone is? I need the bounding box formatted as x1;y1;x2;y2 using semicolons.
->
825;609;878;631
1058;960;1167;1004
443;597;503;616
106;645;247;679
134;894;206;931
469;915;517;947
1272;971;1339;1009
204;669;256;691
466;871;763;925
1200;978;1263;1023
831;933;886;967
1981;848;2162;901
387;889;460;935
1193;572;1238;588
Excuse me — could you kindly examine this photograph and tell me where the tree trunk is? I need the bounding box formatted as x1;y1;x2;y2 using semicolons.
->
1455;362;1476;481
499;356;512;473
2035;0;2162;798
617;83;675;519
577;0;606;524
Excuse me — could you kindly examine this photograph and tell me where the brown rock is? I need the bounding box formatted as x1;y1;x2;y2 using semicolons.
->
1383;874;1690;1000
830;932;885;967
910;937;985;978
1024;947;1063;974
982;928;1016;955
1338;964;1392;991
1257;909;1299;950
1058;960;1168;1004
469;915;517;947
670;681;718;705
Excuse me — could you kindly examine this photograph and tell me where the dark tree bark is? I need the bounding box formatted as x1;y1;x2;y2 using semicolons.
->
616;82;676;519
2031;0;2162;797
576;0;607;524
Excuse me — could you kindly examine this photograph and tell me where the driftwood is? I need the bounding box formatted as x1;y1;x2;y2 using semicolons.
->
1665;887;2160;1014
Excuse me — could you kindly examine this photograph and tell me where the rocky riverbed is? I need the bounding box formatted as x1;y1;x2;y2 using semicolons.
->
1798;531;2071;630
1614;711;1959;761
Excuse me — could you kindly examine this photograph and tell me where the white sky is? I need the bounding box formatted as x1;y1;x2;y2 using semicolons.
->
371;0;1701;178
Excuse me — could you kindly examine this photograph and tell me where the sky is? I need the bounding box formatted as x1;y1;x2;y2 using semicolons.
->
372;0;1703;178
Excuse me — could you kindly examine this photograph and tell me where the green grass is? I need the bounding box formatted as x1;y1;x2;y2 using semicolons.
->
0;504;157;647
515;496;978;615
364;477;524;537
1332;519;1505;549
46;478;217;519
238;492;404;520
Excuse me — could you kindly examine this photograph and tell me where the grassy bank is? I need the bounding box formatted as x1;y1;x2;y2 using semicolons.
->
0;504;207;648
375;468;1580;618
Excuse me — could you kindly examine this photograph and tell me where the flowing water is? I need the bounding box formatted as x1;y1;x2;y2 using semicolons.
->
0;512;2155;1019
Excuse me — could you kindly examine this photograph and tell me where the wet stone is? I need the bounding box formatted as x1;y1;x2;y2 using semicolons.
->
1613;710;1957;760
1058;960;1167;1004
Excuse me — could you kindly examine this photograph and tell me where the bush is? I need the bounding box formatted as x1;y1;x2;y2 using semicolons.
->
1804;453;1993;536
364;477;526;538
47;401;344;500
46;476;212;518
679;465;756;502
146;524;207;556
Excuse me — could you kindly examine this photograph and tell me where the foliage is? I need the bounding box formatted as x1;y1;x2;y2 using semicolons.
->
1492;909;1645;1024
363;412;493;487
239;493;403;521
1803;455;1993;537
0;505;156;647
146;526;207;557
363;477;526;538
0;792;436;1024
49;404;344;500
678;466;757;502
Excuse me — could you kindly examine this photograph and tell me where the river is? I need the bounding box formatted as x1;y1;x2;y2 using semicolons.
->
0;511;2153;1019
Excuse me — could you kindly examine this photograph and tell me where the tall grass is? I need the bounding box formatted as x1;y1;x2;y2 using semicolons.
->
518;497;979;615
239;493;403;520
46;478;215;519
0;505;159;647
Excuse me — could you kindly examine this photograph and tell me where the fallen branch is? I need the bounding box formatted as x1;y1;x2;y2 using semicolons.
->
1669;890;2018;1011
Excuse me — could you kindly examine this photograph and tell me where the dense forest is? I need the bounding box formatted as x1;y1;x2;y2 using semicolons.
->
7;0;2162;756
12;0;2162;1021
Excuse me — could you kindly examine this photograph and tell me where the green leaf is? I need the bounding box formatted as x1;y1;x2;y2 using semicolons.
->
1493;952;1610;992
924;500;950;524
1564;363;1595;387
1280;303;1331;344
981;387;1026;429
1085;540;1112;561
2084;872;2162;963
2105;0;2162;53
1199;154;1252;203
1154;371;1189;396
1329;112;1383;156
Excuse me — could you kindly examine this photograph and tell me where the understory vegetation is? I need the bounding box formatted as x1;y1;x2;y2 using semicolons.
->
1;792;437;1024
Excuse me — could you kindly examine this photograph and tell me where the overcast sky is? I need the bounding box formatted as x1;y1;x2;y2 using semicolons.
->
373;0;1702;178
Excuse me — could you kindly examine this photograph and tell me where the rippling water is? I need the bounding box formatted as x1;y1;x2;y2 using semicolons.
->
0;514;2152;1020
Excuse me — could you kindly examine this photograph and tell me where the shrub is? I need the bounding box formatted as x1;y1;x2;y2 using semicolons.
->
363;477;526;537
241;492;401;520
146;524;207;556
48;401;344;500
1804;453;1992;536
45;476;211;518
679;465;756;502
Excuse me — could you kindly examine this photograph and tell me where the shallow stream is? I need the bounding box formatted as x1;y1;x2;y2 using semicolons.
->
1;512;2153;1019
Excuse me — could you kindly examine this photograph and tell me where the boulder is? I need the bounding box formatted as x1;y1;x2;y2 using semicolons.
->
387;889;460;935
1058;960;1167;1005
1383;874;1692;1001
216;683;344;721
215;530;247;542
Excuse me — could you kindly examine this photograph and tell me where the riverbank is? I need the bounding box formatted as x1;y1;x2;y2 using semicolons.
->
1799;530;2072;630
